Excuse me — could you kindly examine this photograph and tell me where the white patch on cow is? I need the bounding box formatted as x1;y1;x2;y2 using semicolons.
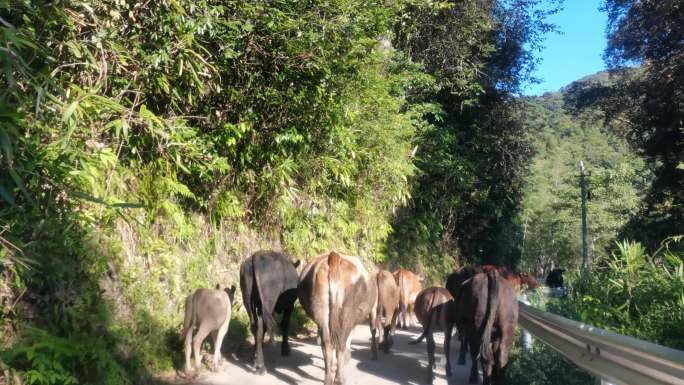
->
339;252;368;284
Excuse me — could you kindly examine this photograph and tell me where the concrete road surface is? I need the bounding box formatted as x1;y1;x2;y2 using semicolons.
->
169;324;474;385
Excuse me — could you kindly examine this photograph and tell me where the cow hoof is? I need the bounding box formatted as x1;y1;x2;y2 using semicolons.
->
256;366;266;375
176;369;198;380
427;373;435;384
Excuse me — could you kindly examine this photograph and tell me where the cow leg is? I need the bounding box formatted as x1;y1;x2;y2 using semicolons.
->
426;326;436;384
212;317;229;371
468;334;480;384
369;307;379;360
390;307;399;336
492;338;503;385
319;326;334;385
458;332;468;365
370;317;378;354
400;302;408;330
254;315;266;374
193;322;213;372
481;354;493;385
280;304;293;356
445;322;453;377
183;325;194;373
334;333;352;385
383;324;392;353
408;303;417;327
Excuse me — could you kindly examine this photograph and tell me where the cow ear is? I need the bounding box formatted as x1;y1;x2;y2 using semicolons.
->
226;285;237;302
293;260;301;268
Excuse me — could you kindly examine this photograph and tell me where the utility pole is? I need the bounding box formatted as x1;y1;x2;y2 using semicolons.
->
580;161;589;270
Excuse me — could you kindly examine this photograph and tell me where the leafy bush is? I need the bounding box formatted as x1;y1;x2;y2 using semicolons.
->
509;235;683;384
504;341;598;385
557;236;684;349
1;328;128;385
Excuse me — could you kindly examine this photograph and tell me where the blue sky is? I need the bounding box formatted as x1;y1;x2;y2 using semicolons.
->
522;1;608;95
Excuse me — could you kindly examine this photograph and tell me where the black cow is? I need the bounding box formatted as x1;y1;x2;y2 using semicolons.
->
456;271;518;385
445;265;483;365
239;250;300;374
545;268;565;288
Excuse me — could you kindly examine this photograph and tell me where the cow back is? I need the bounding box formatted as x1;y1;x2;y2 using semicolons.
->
446;265;483;299
393;268;422;306
414;287;453;328
239;250;299;326
298;252;376;349
376;270;399;317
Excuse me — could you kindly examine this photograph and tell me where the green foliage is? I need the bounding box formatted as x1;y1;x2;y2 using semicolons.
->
553;236;684;349
387;0;562;270
518;89;649;275
1;328;128;385
510;236;683;384
565;1;684;249
0;0;565;382
504;341;598;385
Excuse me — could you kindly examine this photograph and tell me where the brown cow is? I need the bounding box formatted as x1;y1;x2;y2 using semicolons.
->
408;287;455;383
455;271;518;385
373;269;400;353
393;268;422;329
480;265;539;291
180;286;236;377
298;252;378;385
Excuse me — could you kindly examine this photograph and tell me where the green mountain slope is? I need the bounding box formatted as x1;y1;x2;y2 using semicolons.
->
518;81;650;275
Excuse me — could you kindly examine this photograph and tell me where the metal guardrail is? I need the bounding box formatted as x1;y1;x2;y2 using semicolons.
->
518;301;684;385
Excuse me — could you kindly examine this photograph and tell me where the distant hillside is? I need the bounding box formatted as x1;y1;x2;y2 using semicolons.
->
517;72;650;274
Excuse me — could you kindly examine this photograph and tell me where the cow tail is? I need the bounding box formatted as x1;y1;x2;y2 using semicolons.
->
328;251;343;350
375;273;383;318
253;256;278;335
181;293;195;339
398;273;408;321
480;270;499;362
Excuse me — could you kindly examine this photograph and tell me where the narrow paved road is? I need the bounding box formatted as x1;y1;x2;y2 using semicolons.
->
170;325;473;385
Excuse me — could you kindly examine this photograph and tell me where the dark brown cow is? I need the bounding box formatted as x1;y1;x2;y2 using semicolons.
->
392;268;422;328
373;269;400;353
239;250;300;374
298;251;378;385
408;287;455;383
456;271;518;385
480;265;539;291
546;268;565;288
445;265;483;365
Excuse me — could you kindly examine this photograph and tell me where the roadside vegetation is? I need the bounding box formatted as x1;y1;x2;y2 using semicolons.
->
0;0;682;384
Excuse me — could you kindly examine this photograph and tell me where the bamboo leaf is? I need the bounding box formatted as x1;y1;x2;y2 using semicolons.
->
70;191;144;209
0;184;16;205
62;100;79;122
8;168;32;203
0;129;13;163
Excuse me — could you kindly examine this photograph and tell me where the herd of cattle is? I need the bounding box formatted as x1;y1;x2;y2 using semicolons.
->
180;250;562;385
